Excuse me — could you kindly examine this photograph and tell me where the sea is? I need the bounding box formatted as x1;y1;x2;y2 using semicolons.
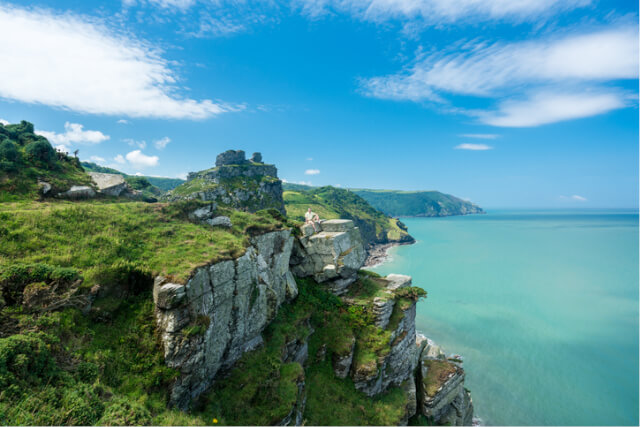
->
371;209;639;426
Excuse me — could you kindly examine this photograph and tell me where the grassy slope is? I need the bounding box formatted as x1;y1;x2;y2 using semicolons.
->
0;122;94;201
284;186;413;248
352;189;483;217
0;200;285;284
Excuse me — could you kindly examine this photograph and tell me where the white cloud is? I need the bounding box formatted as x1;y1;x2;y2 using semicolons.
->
55;145;69;154
125;150;159;167
560;194;588;202
89;155;106;163
117;119;129;124
36;122;110;146
154;136;171;149
460;134;499;139
298;180;312;186
363;26;638;101
305;169;320;175
479;91;627;127
0;5;239;119
148;0;196;9
175;172;188;180
125;138;147;149
454;143;493;150
114;154;126;164
297;0;589;24
306;157;313;161
0;118;8;125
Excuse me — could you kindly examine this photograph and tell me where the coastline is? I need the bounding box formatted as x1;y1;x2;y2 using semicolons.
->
364;240;415;268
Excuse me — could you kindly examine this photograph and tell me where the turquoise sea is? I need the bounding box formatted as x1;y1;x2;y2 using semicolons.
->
371;210;639;426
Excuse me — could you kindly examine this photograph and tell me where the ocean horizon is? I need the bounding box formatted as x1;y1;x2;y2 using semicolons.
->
372;209;639;426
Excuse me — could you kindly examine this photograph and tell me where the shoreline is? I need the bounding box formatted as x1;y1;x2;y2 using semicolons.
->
364;240;415;268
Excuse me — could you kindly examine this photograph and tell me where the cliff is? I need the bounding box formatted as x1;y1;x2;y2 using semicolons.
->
166;150;286;214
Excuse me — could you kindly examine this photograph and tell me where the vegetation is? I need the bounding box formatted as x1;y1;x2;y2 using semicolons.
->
284;186;414;248
0;121;94;201
0;199;286;285
421;360;458;397
352;189;483;217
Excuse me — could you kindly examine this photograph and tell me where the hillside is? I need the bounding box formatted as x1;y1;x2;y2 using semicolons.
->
0;121;94;201
284;186;414;249
352;189;484;217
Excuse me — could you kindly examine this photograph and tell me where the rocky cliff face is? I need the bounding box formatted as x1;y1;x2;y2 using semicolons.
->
153;229;298;409
167;150;286;214
154;216;473;425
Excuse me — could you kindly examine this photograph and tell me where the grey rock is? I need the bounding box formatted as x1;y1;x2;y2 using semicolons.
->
207;216;232;227
88;172;128;196
155;229;296;409
216;149;246;166
37;180;51;195
250;152;262;163
57;185;96;199
373;295;395;329
332;337;355;379
386;274;412;290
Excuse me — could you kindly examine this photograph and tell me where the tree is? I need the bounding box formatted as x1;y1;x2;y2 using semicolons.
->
25;140;55;164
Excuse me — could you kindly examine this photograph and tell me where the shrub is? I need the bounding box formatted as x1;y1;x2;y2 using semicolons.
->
0;140;20;163
25;139;55;164
395;286;427;301
98;397;152;426
0;333;58;389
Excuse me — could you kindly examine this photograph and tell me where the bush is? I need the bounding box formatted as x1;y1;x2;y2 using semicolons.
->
98;397;152;426
25;139;55;164
0;140;20;163
0;333;58;389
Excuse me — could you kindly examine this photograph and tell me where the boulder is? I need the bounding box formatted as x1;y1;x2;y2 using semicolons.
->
88;172;128;196
57;186;96;199
37;180;51;195
290;219;366;295
250;152;262;163
207;216;232;228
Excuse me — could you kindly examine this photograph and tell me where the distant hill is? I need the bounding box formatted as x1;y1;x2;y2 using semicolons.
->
284;185;414;249
282;182;484;218
352;189;484;217
0;121;94;201
81;162;185;192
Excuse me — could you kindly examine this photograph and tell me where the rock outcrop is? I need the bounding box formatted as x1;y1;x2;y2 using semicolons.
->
88;172;129;196
56;185;96;199
153;229;297;409
169;150;285;214
289;219;367;296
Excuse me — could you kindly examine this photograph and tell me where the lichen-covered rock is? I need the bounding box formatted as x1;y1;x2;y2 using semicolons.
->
372;295;395;329
154;229;297;409
332;336;355;379
418;346;473;426
290;219;366;295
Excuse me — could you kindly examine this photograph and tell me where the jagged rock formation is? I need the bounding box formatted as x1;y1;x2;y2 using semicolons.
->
168;150;285;214
153;229;298;409
153;215;473;425
88;172;143;199
289;219;367;295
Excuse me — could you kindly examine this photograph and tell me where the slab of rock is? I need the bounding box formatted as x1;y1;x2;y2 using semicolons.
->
207;216;232;227
57;185;96;199
290;219;366;295
89;172;128;196
386;274;412;290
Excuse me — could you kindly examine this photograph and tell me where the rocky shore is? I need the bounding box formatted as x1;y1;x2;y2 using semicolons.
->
364;240;415;268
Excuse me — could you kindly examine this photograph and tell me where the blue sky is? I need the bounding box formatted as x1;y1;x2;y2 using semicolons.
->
0;0;637;208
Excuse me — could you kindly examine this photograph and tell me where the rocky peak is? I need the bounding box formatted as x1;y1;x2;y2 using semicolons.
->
216;149;247;166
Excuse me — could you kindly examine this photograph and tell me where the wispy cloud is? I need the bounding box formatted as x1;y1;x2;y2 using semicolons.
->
0;5;239;119
154;136;171;149
89;155;106;163
305;169;320;175
114;154;126;164
125;138;147;149
479;91;628;127
460;134;499;139
454;143;493;151
560;194;588;202
297;0;589;24
125;150;159;167
362;25;638;126
117;119;129;124
36;122;109;146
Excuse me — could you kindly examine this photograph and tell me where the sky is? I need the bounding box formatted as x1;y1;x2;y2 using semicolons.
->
0;0;637;208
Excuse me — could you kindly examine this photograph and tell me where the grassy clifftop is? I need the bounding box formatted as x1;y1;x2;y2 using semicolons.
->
284;186;414;248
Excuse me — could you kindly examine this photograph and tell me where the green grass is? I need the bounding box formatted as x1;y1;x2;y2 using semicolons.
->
421;360;458;397
0;199;285;285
